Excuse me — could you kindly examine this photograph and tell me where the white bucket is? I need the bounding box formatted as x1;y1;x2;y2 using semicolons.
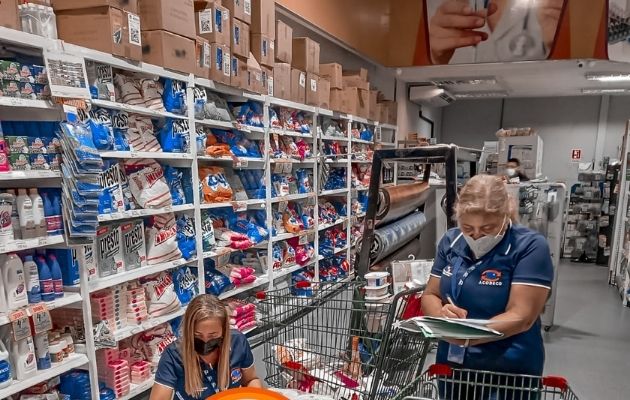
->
365;271;389;287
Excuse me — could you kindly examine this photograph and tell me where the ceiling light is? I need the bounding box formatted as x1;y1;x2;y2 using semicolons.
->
430;77;498;86
454;91;508;99
585;73;630;82
581;88;629;94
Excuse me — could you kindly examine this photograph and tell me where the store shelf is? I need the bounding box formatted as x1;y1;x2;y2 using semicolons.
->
380;124;398;130
320;188;348;196
0;292;82;326
195;78;265;102
318;218;347;231
0;170;62;181
324;159;351;165
321;135;349;142
268;97;317;113
97;204;194;222
218;277;269;300
271;193;315;203
195;118;235;130
351;138;375;145
272;261;314;280
89;258;197;293
91;99;187;119
120;378;155;400
99;150;194;160
0;96;58;110
269;127;314;139
270;158;316;164
0;353;89;400
354;186;370;191
379;142;397;147
0;235;65;255
203;241;268;259
272;230;314;243
197;155;265;167
350;116;376;125
351;159;372;164
200;199;266;210
109;306;187;344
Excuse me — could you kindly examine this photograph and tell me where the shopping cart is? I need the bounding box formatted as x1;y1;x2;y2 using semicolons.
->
394;364;580;400
260;280;433;399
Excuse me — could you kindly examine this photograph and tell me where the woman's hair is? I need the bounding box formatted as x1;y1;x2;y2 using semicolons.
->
181;294;232;397
455;174;518;221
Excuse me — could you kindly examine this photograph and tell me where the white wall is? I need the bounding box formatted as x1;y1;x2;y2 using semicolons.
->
439;96;630;186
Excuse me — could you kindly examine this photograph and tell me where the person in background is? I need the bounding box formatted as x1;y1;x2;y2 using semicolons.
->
422;174;553;399
150;295;262;400
506;157;530;182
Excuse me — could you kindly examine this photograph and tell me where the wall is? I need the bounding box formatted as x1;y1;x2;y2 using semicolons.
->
439;96;630;187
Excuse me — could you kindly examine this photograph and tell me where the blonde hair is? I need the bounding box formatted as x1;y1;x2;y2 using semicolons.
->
455;175;518;221
182;295;232;397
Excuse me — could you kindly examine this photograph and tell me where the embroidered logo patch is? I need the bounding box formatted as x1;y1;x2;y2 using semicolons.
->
443;265;453;277
231;368;243;384
479;269;503;286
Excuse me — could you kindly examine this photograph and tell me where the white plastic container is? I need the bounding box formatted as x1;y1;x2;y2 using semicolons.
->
61;333;75;355
16;188;35;239
365;271;389;288
0;339;11;389
29;189;46;237
0;255;8;314
364;284;390;299
11;336;37;380
2;253;28;310
48;341;65;364
34;332;51;370
0;193;15;245
6;189;21;240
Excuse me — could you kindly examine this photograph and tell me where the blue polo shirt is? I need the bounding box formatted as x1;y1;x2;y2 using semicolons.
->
154;330;254;399
431;224;554;375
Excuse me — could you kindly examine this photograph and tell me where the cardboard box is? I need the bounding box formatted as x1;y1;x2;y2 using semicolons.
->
251;0;274;38
305;72;318;106
342;73;369;90
292;37;319;74
318;78;330;109
245;54;263;94
53;0;138;13
195;37;211;78
344;68;368;81
261;65;273;96
195;2;230;46
231;18;250;58
320;63;342;89
57;7;142;61
368;90;378;121
291;68;306;104
251;34;274;68
345;87;368;119
330;89;347;114
224;0;250;24
273;62;291;100
142;30;196;74
231;55;247;89
0;0;19;30
275;20;292;63
377;100;397;125
139;0;195;39
210;43;231;85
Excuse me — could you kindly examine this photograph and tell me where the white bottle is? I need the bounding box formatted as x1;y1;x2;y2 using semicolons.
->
33;333;51;370
0;339;11;389
0;254;7;314
0;193;15;245
29;189;45;238
11;336;37;380
6;190;21;240
23;255;41;304
16;189;35;239
2;253;28;310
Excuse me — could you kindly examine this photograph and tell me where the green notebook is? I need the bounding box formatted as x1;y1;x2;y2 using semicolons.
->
396;317;504;340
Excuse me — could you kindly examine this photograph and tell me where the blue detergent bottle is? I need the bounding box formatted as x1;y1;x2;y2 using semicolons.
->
47;253;64;298
35;255;55;302
52;192;63;235
42;192;55;235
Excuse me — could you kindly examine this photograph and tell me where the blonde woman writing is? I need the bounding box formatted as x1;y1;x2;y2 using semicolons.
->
150;295;262;400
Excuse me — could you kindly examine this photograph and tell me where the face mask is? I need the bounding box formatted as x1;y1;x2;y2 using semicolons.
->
505;168;517;177
462;217;507;259
194;337;222;355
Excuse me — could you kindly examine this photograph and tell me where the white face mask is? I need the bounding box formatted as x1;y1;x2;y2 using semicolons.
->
462;217;508;259
505;168;517;177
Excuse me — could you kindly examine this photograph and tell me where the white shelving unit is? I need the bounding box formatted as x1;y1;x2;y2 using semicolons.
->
0;26;398;399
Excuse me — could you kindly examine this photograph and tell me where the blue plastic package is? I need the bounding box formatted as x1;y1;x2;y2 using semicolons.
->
88;108;114;150
164;166;185;206
176;214;197;260
181;169;194;204
162;79;187;115
204;259;232;296
172;266;198;305
159;119;189;153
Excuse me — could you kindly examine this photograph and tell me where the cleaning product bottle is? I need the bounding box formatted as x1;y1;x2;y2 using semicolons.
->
29;188;46;238
33;332;51;370
6;189;21;240
43;192;55;236
23;255;41;304
35;255;54;302
47;254;63;299
0;339;11;389
0;193;15;245
2;253;28;310
0;137;10;172
16;188;34;239
0;256;8;315
52;193;63;235
11;336;37;380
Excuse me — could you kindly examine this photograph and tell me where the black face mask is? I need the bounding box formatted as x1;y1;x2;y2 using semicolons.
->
194;337;222;356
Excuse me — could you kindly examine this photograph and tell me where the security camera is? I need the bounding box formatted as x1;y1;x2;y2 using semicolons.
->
577;60;585;68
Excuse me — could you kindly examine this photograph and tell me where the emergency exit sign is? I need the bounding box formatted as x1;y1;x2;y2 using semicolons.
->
571;149;582;161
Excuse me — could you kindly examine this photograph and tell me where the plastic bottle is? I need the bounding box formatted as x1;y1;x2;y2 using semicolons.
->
6;189;21;240
34;332;51;370
0;193;14;245
2;253;28;310
23;255;41;304
0;339;11;389
0;137;9;172
35;255;54;302
47;254;63;299
43;192;55;235
29;189;46;238
16;188;35;239
0;256;8;314
52;193;63;235
11;336;37;380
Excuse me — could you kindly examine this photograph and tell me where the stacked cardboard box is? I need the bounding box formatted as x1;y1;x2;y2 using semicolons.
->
272;20;292;100
291;37;321;105
195;1;231;84
54;0;143;62
0;0;19;30
248;0;274;94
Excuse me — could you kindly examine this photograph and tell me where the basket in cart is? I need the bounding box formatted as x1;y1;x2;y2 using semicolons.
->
260;280;433;399
393;364;580;400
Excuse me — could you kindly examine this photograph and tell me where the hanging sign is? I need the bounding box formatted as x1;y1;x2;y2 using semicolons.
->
571;149;582;161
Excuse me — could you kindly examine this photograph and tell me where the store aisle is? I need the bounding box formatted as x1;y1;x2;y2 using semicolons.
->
543;261;630;400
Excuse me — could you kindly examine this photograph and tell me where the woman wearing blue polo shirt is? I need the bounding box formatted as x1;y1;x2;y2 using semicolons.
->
422;174;554;398
150;295;262;400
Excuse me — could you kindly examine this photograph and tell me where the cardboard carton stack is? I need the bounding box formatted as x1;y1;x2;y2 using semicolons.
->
247;0;274;95
273;20;292;100
224;0;254;91
194;0;231;84
54;0;143;62
291;37;329;107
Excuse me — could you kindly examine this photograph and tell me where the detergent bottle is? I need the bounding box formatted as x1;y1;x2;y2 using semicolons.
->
35;255;54;302
0;339;11;389
29;188;46;237
2;253;28;310
11;335;37;380
16;188;34;239
23;255;41;304
6;189;21;240
47;254;63;298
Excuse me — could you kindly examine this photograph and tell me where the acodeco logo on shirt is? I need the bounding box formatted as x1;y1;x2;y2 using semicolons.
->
479;269;503;286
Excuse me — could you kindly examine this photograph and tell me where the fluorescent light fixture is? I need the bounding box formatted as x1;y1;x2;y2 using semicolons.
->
585;73;630;82
581;88;629;94
430;77;498;86
454;91;508;99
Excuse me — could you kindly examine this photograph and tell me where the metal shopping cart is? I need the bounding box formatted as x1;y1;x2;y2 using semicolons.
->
393;364;580;400
260;280;433;399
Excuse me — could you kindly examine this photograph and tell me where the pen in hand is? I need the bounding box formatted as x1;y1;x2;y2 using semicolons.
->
446;295;457;307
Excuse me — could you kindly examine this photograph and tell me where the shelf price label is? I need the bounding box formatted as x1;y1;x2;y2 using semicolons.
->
30;304;53;334
217;251;231;268
10;309;31;341
232;201;247;212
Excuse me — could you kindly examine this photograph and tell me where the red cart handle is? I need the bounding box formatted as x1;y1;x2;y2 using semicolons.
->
542;376;569;390
427;364;454;378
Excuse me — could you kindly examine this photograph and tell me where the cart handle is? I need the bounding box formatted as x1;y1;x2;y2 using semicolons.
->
541;376;569;390
427;364;454;378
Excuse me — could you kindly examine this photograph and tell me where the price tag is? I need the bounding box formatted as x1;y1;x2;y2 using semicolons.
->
278;201;288;213
306;231;315;243
16;241;28;250
217;251;231;267
299;234;308;245
234;159;249;168
30;304;53;334
10;310;31;341
0;245;5;253
38;237;47;246
306;194;316;207
164;206;173;213
240;125;252;133
274;162;285;174
131;210;141;217
173;259;183;267
130;151;140;158
232;201;247;212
